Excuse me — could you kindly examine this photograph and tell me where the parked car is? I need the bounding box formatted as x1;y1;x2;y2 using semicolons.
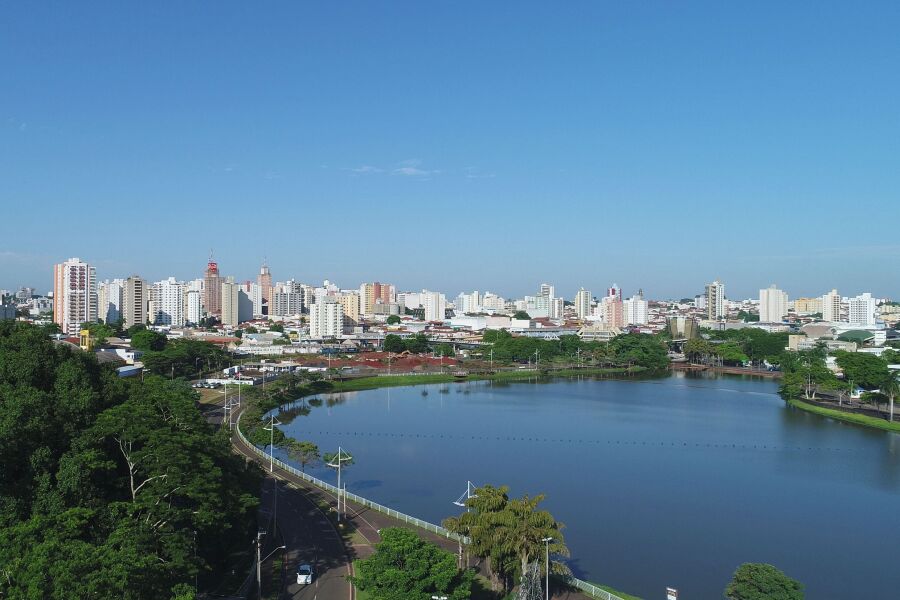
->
296;564;314;585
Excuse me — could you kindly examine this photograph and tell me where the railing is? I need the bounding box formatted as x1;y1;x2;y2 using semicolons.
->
234;411;626;600
235;411;467;544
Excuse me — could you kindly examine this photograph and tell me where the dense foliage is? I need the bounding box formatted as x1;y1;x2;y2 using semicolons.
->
351;527;473;600
687;329;792;366
482;331;669;370
141;338;230;379
443;484;569;593
383;333;430;354
724;563;804;600
0;322;260;599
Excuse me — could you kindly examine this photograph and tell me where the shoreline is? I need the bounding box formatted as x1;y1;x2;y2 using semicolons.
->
787;398;900;433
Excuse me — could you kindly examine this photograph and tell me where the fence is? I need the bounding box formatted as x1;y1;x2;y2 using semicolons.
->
234;412;626;600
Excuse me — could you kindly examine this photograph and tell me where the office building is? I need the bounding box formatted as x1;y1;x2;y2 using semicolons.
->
705;280;725;320
123;275;148;329
310;299;344;338
759;284;788;322
53;257;98;335
359;283;375;316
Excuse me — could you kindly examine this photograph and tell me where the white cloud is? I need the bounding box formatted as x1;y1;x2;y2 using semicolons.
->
350;165;384;174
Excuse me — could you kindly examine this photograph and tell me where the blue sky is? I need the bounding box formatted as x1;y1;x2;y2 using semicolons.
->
2;2;899;300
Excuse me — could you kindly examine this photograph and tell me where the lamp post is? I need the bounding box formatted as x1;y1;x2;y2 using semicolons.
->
541;537;553;600
263;414;281;472
255;531;285;600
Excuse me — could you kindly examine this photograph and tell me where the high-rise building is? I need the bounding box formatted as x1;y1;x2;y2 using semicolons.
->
793;297;823;315
624;292;649;326
422;290;447;322
339;291;361;327
575;288;592;320
373;282;394;305
759;284;788;323
150;277;186;326
221;277;252;327
607;284;622;301
257;263;272;315
539;283;555;299
705;280;725;320
123;275;148;329
203;258;223;317
822;289;841;322
185;289;202;325
310;299;344;338
549;297;564;320
53;257;98;334
848;293;877;327
601;295;624;328
359;283;375;316
482;292;505;312
98;278;124;325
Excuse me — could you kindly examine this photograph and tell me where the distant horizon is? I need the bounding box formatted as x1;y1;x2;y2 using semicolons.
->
3;3;899;301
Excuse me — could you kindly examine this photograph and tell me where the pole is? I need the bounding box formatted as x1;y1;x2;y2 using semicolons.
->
256;532;262;600
542;537;553;600
269;414;275;472
337;452;342;521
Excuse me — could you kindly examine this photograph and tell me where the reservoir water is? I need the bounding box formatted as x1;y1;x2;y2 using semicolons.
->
268;373;900;599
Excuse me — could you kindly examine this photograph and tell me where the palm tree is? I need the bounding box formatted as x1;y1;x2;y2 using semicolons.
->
493;494;570;583
882;374;899;422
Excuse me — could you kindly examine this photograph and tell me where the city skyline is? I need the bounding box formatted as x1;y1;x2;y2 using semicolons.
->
3;2;900;297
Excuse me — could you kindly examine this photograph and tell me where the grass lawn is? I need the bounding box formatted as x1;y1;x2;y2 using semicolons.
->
789;398;900;433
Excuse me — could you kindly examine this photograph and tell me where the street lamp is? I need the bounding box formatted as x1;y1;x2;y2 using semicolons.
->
255;531;285;600
541;537;554;600
263;414;281;472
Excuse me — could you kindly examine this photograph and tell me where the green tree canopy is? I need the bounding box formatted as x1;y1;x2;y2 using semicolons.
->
131;328;168;352
351;527;473;600
833;351;891;389
386;315;401;325
383;334;406;353
512;311;531;320
725;563;804;600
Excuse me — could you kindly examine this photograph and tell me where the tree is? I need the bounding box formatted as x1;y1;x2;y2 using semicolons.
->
683;338;712;363
81;321;116;346
287;440;320;472
131;329;168;352
351;527;473;600
724;563;803;600
512;311;531;320
882;374;899;422
267;322;284;332
493;494;570;583
434;343;455;358
404;333;429;354
386;315;401;325
383;334;406;353
833;352;890;390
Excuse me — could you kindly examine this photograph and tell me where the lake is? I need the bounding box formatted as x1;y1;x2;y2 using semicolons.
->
267;373;900;599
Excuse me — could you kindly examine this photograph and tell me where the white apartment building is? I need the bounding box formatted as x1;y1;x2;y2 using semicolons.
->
456;290;483;315
848;293;877;327
624;294;649;326
822;289;842;322
759;284;788;322
705;280;725;320
185;289;202;325
150;277;186;326
422;290;447;322
310;299;344;338
53;257;98;334
574;288;592;319
271;281;304;318
482;292;505;312
98;278;124;325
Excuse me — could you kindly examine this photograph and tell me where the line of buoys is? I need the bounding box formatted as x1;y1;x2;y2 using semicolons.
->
307;430;860;452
